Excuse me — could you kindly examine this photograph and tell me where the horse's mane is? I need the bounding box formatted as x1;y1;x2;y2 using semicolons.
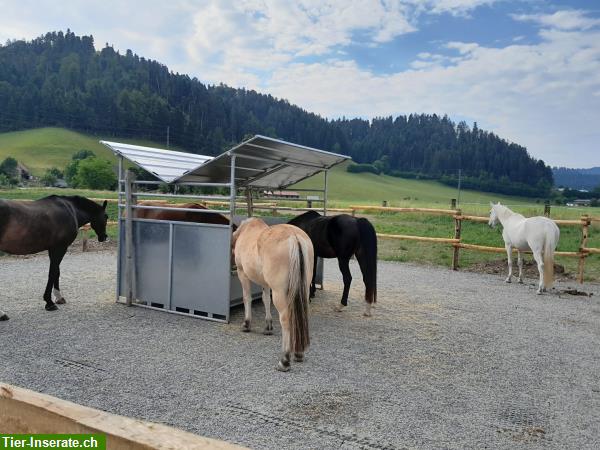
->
301;210;321;219
59;195;104;212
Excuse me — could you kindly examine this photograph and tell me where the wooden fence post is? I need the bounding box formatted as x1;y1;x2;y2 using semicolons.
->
577;215;591;284
382;200;388;207
245;188;253;217
452;209;462;270
451;199;456;209
544;201;551;217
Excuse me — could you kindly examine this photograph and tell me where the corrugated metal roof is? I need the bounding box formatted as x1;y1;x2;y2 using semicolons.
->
100;141;212;183
176;135;350;188
102;135;350;188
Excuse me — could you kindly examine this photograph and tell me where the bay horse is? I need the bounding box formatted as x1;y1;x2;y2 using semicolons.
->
134;202;233;227
489;202;560;294
0;195;108;320
288;210;377;316
232;217;313;372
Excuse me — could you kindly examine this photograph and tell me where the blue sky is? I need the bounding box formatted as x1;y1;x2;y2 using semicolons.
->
1;0;599;168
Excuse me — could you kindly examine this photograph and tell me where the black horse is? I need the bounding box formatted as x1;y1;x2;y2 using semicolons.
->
0;195;108;320
288;211;377;316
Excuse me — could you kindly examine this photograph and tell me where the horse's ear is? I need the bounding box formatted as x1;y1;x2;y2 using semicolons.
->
102;200;107;209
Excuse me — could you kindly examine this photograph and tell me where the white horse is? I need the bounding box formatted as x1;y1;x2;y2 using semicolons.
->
232;217;314;372
488;202;560;294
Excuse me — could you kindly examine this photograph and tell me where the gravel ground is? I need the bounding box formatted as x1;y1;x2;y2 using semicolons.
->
1;249;600;449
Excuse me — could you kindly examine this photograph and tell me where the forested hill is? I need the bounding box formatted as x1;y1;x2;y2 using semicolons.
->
0;30;553;195
553;167;600;190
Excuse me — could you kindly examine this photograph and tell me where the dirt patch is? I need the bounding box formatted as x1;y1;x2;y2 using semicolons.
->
467;259;571;280
558;288;593;297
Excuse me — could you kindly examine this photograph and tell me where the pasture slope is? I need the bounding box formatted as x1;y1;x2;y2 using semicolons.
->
0;127;185;176
2;127;534;207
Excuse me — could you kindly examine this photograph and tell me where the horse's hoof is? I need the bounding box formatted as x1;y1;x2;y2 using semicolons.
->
293;353;304;362
334;304;346;313
518;279;524;284
55;298;66;304
0;314;9;321
45;303;58;311
276;361;291;372
241;319;251;332
536;290;543;295
363;311;372;317
505;278;512;283
263;328;273;335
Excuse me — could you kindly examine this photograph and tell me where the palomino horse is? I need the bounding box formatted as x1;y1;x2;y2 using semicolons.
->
134;202;233;227
0;195;108;320
488;202;560;294
288;210;377;316
232;217;313;372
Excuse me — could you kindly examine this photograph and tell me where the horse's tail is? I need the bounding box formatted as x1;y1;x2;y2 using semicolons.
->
543;226;558;289
287;235;311;354
356;218;378;304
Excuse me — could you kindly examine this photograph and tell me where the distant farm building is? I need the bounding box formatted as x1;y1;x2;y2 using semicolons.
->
17;162;30;180
263;190;300;199
568;199;592;207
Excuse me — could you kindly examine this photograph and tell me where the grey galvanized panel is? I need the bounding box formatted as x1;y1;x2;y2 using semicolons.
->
170;223;231;320
100;141;212;183
176;135;350;188
103;135;349;188
133;221;171;308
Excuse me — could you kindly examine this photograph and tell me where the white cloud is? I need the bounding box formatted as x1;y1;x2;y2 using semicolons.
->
512;10;600;31
263;28;600;166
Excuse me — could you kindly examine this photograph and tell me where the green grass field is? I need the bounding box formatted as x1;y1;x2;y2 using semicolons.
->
0;127;180;176
1;127;599;281
295;161;537;210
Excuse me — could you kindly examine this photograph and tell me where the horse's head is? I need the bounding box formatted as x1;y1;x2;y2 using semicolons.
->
488;202;500;228
90;200;109;242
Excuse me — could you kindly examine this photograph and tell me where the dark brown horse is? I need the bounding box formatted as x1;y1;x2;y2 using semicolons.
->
135;202;233;227
0;195;108;320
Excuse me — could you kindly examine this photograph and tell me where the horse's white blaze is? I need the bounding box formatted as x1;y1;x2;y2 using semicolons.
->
489;203;560;293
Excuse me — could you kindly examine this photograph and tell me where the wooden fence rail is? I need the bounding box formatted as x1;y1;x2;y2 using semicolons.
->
350;205;598;283
76;198;599;282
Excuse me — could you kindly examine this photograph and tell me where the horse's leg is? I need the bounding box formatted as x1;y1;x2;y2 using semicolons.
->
355;250;373;317
532;250;544;294
334;257;352;312
517;251;524;284
273;290;292;372
53;263;66;304
238;270;253;332
0;309;8;321
504;244;513;283
262;288;273;335
309;254;317;299
43;247;67;311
